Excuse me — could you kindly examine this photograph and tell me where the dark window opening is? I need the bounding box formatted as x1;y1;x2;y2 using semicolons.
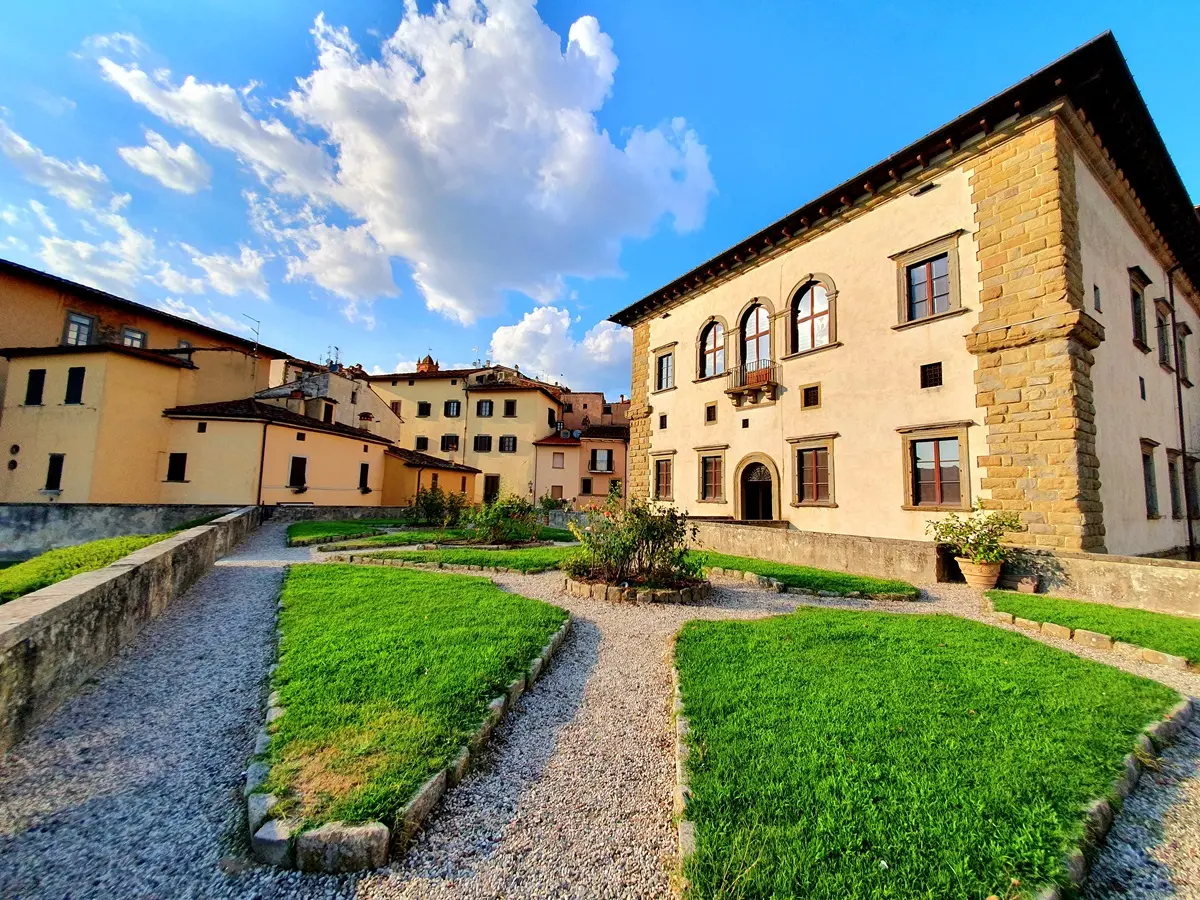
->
45;453;64;491
166;452;187;482
920;362;943;389
64;367;85;405
474;435;492;452
504;399;517;417
415;436;429;451
547;407;557;427
359;462;370;491
705;404;717;424
801;385;820;409
581;476;593;495
499;435;517;453
24;369;45;406
296;432;306;441
441;434;459;453
1142;446;1159;518
483;474;501;503
322;404;334;424
289;457;307;488
659;414;668;429
197;422;207;433
417;401;431;417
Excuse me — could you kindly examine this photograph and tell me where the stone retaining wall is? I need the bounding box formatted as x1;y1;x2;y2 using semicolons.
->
692;521;947;584
0;506;261;754
264;505;413;522
0;503;240;560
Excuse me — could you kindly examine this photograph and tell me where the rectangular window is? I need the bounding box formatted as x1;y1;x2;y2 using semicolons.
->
553;452;565;468
45;453;64;491
655;353;674;391
700;455;723;500
801;384;821;409
166;452;187;482
1131;270;1150;349
581;476;593;495
24;369;46;406
460;476;467;493
1157;308;1173;368
1186;458;1200;520
474;434;493;452
906;254;951;321
477;399;493;417
444;400;461;417
704;403;717;424
122;327;146;349
64;367;85;404
296;432;306;442
603;404;612;415
359;462;370;491
590;448;613;472
350;390;358;405
431;472;439;487
484;474;501;503
390;400;402;416
796;447;830;503
1168;452;1184;519
197;422;207;433
1094;284;1102;312
1179;330;1191;383
441;434;460;453
911;437;962;507
415;436;429;451
503;399;517;417
417;401;431;417
548;407;557;428
1142;443;1159;518
322;403;334;424
920;362;943;389
551;484;563;500
654;458;673;500
288;456;307;488
63;312;94;346
499;435;517;453
564;403;573;413
659;414;668;430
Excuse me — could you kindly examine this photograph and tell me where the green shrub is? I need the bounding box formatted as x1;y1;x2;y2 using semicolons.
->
926;506;1024;563
413;484;467;527
0;534;169;603
537;492;567;511
471;493;538;544
567;497;700;586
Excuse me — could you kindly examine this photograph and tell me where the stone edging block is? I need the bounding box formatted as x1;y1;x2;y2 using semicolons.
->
669;646;696;900
981;597;1195;672
246;601;573;873
562;575;712;604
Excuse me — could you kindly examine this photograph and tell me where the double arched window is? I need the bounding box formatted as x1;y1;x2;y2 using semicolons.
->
699;321;725;378
790;280;833;354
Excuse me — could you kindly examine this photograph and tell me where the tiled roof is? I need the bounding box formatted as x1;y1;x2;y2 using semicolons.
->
581;424;630;441
386;447;481;473
0;344;198;368
367;367;482;381
533;433;581;446
162;398;393;443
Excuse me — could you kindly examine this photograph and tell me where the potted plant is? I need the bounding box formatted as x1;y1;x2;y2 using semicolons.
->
926;507;1024;590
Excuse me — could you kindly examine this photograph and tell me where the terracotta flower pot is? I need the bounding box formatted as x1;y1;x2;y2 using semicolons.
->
956;558;1002;590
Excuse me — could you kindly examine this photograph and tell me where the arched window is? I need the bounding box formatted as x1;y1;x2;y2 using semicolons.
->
791;281;831;354
700;321;725;378
741;305;771;371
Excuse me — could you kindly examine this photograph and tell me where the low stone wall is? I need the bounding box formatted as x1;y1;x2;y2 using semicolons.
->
264;505;413;522
562;575;713;604
1004;548;1200;618
545;509;590;531
0;503;240;560
692;521;947;584
0;506;261;754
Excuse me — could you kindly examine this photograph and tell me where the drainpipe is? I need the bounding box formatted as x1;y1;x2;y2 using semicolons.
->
1166;264;1197;561
255;422;268;507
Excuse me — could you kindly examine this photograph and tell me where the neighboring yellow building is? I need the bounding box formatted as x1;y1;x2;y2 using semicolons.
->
610;34;1200;558
381;447;479;507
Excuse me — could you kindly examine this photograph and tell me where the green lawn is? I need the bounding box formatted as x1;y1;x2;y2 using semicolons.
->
692;551;918;598
321;525;577;550
0;534;171;603
675;609;1178;899
286;520;398;545
267;564;567;826
989;590;1200;663
362;546;574;573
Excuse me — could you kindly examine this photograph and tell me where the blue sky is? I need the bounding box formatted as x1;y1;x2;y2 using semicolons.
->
1;1;1196;398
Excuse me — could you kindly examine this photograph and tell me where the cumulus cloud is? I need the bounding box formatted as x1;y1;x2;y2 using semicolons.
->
489;305;632;391
179;242;269;298
155;260;206;293
157;297;255;335
0;120;108;209
118;130;212;193
97;1;715;324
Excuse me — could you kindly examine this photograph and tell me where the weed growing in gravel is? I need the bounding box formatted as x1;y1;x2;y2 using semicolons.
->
268;564;567;826
990;590;1200;663
674;608;1178;899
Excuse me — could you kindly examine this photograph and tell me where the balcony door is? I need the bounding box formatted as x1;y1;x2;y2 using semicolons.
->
741;305;771;385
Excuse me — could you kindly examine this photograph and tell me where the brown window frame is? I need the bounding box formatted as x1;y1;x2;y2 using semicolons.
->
891;232;964;328
655;351;675;391
898;422;971;511
787;433;837;508
741;304;771;368
799;382;821;410
1130;268;1152;352
1141;439;1161;519
704;402;717;425
653;455;674;502
789;280;834;355
699;321;725;379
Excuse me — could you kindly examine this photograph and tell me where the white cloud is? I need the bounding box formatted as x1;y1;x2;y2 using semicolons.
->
0;121;108;209
0;206;19;226
80;32;146;59
283;222;396;327
98;2;715;324
179;242;269;299
155;261;205;293
157;297;255;335
489;305;631;391
118;130;212;193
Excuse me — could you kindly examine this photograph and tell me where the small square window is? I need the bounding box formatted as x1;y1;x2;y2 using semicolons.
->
659;414;668;429
800;383;820;409
441;434;460;453
122;327;146;349
296;432;306;441
178;340;192;350
197;422;207;433
503;399;517;417
474;434;493;453
444;400;461;417
477;399;494;417
742;418;749;429
417;401;431;417
704;403;717;424
920;362;943;389
499;435;517;453
408;379;415;386
415;436;429;451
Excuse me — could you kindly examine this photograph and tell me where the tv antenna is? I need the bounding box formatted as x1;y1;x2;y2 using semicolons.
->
241;313;260;352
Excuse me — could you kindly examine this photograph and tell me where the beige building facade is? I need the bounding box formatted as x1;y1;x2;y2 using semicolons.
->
611;34;1200;558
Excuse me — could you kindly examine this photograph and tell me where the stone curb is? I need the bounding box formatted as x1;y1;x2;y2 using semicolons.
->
332;555;559;576
703;565;917;601
983;598;1193;671
1033;697;1195;899
562;575;713;604
669;639;695;900
248;602;573;873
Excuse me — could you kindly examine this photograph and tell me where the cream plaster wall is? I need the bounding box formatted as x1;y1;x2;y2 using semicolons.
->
642;164;985;542
534;444;580;505
464;388;560;502
370;375;470;460
159;419;263;505
1075;150;1200;556
260;426;387;507
578;438;627;506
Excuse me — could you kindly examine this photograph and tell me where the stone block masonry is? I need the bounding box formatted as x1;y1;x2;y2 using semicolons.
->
966;113;1106;552
627;320;651;500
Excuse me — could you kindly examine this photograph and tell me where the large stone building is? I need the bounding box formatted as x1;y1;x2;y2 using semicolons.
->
610;33;1199;558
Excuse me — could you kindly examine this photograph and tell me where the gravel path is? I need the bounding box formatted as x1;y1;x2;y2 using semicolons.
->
4;532;1200;900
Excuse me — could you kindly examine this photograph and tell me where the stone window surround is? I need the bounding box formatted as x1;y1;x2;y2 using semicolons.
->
695;317;729;381
704;401;718;425
1154;297;1174;372
693;443;729;503
650;449;676;501
734;297;775;369
896;420;973;512
799;381;822;410
787;432;838;508
652;341;677;393
731;452;783;522
1167;449;1184;520
1130;266;1153;353
890;230;967;329
786;273;839;357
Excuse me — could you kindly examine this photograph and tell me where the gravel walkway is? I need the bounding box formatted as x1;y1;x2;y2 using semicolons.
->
4;533;1200;899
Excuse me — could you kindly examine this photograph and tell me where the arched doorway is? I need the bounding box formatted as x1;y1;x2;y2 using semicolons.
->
741;462;773;521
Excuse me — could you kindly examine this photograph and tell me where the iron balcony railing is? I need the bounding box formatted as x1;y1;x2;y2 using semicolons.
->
730;359;778;389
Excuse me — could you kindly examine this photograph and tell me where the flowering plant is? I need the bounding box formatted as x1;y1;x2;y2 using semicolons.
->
564;497;700;586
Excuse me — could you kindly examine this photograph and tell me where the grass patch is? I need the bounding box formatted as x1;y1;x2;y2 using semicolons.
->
0;534;170;603
675;609;1177;899
286;521;390;545
268;563;566;826
691;551;918;598
989;590;1200;663
322;525;577;551
362;546;574;573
